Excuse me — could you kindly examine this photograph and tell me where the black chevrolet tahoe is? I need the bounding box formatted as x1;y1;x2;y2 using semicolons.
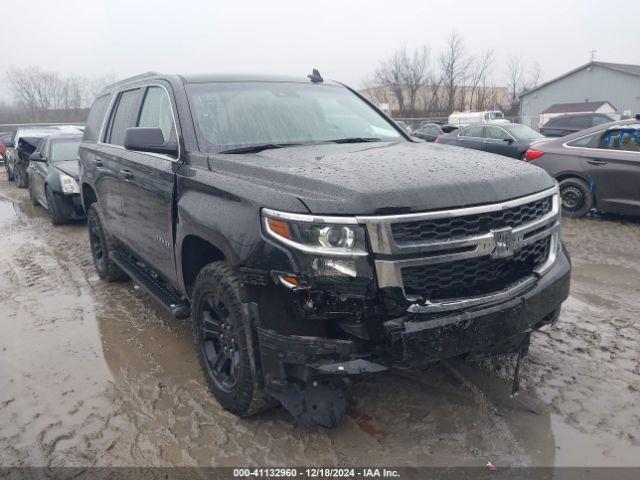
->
79;72;570;427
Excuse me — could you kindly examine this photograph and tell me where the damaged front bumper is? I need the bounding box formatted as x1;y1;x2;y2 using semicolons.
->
256;245;570;424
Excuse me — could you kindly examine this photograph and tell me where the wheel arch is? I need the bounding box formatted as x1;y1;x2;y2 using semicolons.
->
179;234;229;299
81;182;98;212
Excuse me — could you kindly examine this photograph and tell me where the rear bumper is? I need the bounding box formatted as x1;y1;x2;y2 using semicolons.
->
257;245;570;387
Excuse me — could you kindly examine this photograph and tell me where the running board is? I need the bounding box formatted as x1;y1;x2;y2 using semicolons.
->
110;251;191;320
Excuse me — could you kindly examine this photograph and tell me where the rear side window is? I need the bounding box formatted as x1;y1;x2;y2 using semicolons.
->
568;116;591;129
460;126;483;137
138;86;176;144
484;126;511;140
83;94;111;142
106;88;142;146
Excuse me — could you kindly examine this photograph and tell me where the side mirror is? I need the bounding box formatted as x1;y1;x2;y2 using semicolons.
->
28;152;46;162
503;138;514;144
124;127;178;156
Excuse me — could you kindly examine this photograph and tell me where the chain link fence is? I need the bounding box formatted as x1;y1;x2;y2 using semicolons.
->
394;116;540;130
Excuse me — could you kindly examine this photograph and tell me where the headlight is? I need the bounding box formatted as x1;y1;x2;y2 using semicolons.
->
60;174;80;195
262;208;371;280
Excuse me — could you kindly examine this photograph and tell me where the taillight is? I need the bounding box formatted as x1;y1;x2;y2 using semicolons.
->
525;149;544;161
435;137;441;144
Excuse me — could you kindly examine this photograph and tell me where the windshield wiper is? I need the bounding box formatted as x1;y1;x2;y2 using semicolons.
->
219;143;303;154
328;137;382;144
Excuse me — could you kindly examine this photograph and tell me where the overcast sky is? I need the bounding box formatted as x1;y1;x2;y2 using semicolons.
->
1;0;638;99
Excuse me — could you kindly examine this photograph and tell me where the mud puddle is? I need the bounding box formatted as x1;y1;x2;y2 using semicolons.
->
1;182;639;467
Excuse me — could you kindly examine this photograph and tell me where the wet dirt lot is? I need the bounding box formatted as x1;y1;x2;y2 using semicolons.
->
0;178;639;468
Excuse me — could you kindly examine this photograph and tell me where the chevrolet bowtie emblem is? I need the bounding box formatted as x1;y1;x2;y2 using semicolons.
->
491;227;517;259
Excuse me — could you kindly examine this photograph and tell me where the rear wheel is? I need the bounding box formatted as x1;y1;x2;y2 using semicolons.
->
559;177;593;218
192;262;274;417
87;203;128;281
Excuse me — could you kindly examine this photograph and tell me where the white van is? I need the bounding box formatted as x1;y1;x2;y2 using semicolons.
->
448;111;510;127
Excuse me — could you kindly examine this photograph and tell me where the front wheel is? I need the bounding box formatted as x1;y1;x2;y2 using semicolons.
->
14;167;26;188
45;187;65;225
192;262;274;417
87;203;128;281
559;177;593;218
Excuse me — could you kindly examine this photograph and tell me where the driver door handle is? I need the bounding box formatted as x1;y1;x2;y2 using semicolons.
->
120;169;133;180
587;159;607;166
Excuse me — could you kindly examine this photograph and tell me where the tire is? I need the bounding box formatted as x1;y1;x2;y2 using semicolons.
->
192;262;274;417
28;182;39;206
45;186;65;225
13;168;22;188
559;177;593;218
87;203;128;281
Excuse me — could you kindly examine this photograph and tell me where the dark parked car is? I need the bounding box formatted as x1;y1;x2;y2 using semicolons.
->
79;72;569;427
526;119;640;218
413;123;458;142
437;123;545;159
539;113;616;137
5;125;83;186
27;133;85;224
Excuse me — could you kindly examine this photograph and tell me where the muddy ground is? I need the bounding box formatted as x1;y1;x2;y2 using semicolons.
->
0;178;638;469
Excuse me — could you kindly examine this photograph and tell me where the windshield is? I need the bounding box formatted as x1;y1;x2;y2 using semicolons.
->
508;124;544;140
186;82;402;152
489;112;504;119
50;139;81;162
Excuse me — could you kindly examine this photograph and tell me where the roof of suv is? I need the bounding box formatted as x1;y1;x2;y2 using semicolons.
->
99;72;342;94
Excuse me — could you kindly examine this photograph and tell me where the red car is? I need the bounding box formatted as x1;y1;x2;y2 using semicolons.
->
0;133;12;162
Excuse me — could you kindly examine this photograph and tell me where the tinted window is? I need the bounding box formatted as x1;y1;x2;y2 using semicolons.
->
84;94;111;142
107;89;142;146
568;116;591;129
138;86;176;144
592;115;612;126
544;117;564;127
567;132;601;148
460;126;483;137
50;139;81;162
484;126;511;140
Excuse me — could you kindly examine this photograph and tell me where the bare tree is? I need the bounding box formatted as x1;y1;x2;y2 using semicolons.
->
525;61;543;91
374;50;406;114
468;49;495;110
6;66;115;121
505;55;525;109
400;45;431;117
439;31;471;114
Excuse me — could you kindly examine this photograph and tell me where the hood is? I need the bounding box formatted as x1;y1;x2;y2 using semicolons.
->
53;160;80;179
208;141;555;215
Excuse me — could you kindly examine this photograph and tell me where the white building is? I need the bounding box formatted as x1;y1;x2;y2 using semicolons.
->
520;62;640;129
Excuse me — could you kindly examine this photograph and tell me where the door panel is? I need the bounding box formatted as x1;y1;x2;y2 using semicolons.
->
119;153;178;282
482;126;519;158
579;128;640;214
118;84;180;285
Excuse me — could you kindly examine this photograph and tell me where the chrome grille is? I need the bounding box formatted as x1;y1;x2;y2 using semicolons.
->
401;237;550;299
391;196;552;244
356;186;561;312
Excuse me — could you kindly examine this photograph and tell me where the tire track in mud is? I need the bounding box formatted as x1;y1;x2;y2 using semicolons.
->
1;182;639;467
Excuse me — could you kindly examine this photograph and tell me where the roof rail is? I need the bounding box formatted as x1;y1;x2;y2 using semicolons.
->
104;71;160;89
